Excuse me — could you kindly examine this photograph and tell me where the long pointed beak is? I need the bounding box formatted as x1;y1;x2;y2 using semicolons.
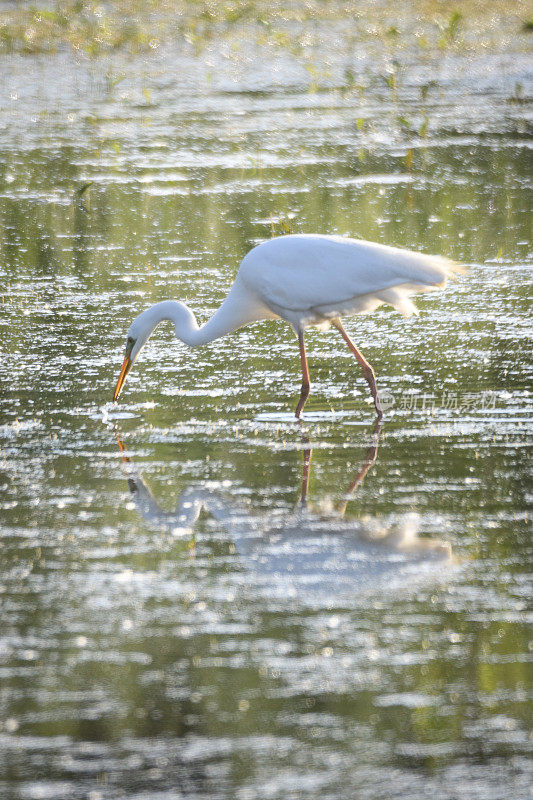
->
113;349;132;402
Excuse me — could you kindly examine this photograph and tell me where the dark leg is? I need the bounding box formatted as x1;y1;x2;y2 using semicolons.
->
333;319;382;419
295;331;310;419
300;444;312;507
337;418;382;516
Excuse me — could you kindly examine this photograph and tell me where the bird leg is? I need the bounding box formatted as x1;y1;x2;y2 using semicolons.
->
300;442;312;507
337;417;382;516
295;331;310;419
333;319;382;419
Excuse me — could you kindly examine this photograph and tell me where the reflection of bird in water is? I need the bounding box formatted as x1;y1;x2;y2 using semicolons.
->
114;425;452;603
113;234;461;417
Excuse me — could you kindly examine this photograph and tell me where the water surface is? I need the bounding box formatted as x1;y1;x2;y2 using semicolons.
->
0;28;532;800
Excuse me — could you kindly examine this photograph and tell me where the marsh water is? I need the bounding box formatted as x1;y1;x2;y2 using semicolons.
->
0;29;532;800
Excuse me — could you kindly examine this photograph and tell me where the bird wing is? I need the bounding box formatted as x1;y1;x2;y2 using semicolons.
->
239;234;459;315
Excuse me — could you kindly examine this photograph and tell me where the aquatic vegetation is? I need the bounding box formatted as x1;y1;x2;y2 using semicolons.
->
437;9;463;48
0;0;531;61
508;81;528;104
0;1;154;55
75;181;93;197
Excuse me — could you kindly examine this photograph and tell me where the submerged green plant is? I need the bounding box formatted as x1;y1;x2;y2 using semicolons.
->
508;82;527;104
0;1;528;58
75;181;93;197
397;115;412;132
270;212;296;237
438;10;463;48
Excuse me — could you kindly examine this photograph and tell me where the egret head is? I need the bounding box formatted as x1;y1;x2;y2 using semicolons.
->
113;316;152;402
112;301;193;402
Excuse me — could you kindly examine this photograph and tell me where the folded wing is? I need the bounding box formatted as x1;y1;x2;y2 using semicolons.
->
239;234;460;318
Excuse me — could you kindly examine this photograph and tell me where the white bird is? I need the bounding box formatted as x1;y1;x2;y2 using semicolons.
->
113;234;460;417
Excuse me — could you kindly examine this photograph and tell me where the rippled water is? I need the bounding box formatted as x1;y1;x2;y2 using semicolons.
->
0;27;532;800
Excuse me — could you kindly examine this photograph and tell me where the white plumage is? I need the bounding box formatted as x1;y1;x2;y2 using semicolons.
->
113;234;460;417
239;234;456;325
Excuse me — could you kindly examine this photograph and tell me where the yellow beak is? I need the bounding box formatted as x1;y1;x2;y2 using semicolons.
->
113;352;132;401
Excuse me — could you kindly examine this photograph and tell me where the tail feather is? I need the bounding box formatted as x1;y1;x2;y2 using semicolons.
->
405;252;465;287
377;254;464;317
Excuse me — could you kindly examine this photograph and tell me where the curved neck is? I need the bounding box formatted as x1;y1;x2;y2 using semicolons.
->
137;300;235;348
138;300;201;347
137;281;269;349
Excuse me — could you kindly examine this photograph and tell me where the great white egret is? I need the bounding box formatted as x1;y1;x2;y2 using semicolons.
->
113;234;460;416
